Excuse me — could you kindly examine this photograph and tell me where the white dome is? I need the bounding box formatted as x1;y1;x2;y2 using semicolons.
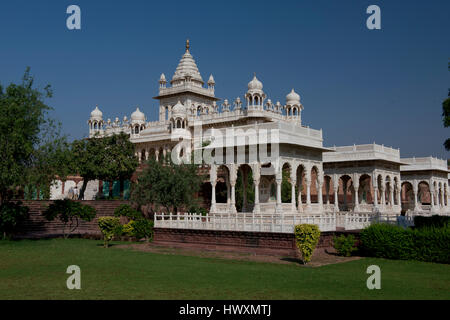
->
172;101;186;117
247;74;263;91
131;107;145;122
208;74;215;84
90;105;103;120
286;89;300;105
159;73;166;82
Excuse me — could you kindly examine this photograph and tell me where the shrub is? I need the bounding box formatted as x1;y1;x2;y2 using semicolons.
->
0;201;30;239
43;200;96;238
360;223;450;263
189;206;208;216
360;223;415;260
131;219;154;240
413;225;450;263
122;220;135;236
98;217;122;248
114;204;143;220
333;234;357;257
414;215;450;229
294;224;321;264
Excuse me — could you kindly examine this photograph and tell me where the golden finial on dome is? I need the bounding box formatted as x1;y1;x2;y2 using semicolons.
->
186;39;190;52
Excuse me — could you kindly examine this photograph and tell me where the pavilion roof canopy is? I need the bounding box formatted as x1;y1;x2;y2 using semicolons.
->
323;143;403;165
200;121;329;151
400;157;449;173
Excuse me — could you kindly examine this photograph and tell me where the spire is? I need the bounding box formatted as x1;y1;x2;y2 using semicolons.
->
171;40;203;86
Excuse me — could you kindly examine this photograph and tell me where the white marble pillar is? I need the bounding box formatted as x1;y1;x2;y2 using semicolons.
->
297;181;303;213
253;177;260;214
306;179;312;211
230;181;236;213
390;184;394;208
317;181;323;210
276;178;283;213
413;185;418;212
291;179;297;212
431;191;435;206
373;186;379;211
354;184;360;211
210;181;216;213
333;187;339;212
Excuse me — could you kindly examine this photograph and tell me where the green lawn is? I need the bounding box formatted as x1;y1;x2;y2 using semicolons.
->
0;239;449;300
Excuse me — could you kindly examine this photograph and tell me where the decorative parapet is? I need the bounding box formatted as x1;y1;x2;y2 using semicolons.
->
400;157;448;172
158;83;216;99
187;107;305;127
323;143;401;164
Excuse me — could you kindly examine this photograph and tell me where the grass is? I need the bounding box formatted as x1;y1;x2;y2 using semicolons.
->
0;238;449;300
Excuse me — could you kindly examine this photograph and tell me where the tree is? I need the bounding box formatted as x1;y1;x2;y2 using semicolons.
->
131;156;203;213
443;97;450;150
25;139;73;199
71;132;138;200
100;132;139;197
42;199;96;238
0;201;30;239
0;68;62;204
443;62;450;150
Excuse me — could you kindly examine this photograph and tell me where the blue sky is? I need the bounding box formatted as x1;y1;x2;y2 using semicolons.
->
0;0;449;158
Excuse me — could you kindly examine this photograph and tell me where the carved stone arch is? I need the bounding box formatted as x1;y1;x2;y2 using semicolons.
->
290;161;300;181
311;164;321;182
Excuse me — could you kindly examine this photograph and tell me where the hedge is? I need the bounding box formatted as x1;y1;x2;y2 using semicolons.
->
360;223;450;264
413;215;450;229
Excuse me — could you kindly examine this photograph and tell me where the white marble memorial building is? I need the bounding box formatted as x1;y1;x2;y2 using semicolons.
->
53;40;450;225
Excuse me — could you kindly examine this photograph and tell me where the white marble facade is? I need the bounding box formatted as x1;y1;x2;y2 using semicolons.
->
78;40;449;215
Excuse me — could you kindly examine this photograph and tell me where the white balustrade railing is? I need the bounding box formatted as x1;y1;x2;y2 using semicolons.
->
154;211;443;234
154;212;338;233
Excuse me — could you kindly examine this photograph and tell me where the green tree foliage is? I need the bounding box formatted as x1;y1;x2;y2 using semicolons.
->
131;156;203;213
98;217;122;248
114;204;143;220
26;140;73;200
443;97;450;150
443;62;450;150
0;68;67;204
72;132;138;199
0;201;30;239
294;224;321;264
42;199;96;238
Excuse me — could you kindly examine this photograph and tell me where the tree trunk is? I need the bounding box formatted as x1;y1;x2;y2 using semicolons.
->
79;179;88;200
109;181;113;198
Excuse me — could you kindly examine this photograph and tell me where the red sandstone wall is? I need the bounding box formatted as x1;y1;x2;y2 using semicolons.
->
153;228;361;255
14;200;130;239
